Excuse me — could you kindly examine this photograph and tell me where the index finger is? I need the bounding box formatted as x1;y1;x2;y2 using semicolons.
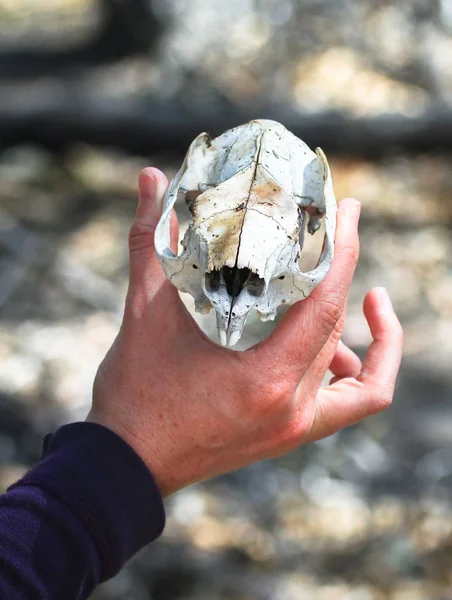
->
255;198;361;376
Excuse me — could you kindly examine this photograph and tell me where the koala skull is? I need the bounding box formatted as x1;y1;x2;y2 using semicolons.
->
154;119;337;347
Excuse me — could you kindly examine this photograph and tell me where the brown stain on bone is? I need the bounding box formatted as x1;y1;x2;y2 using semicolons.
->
250;179;285;205
194;208;245;271
191;169;301;272
246;177;300;239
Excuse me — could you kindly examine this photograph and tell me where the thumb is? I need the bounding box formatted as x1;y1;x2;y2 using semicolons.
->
135;167;167;229
127;167;177;302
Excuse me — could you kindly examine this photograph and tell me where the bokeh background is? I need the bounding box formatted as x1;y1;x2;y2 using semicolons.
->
1;1;452;598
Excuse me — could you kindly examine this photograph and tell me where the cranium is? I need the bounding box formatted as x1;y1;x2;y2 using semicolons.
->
155;119;337;347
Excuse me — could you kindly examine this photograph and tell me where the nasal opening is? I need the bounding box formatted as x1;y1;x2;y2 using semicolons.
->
205;267;265;299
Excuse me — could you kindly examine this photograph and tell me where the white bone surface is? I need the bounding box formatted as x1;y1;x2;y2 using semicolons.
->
155;119;337;347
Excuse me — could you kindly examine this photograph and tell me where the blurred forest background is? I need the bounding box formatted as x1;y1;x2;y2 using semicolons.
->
1;0;452;598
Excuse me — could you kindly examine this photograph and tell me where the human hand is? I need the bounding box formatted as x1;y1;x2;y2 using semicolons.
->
87;168;403;496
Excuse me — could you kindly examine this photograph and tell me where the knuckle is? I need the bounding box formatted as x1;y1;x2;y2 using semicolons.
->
246;378;293;416
371;384;394;413
342;241;360;267
380;318;404;351
273;411;314;449
392;321;404;347
286;414;312;442
317;294;344;329
128;221;156;253
331;312;346;340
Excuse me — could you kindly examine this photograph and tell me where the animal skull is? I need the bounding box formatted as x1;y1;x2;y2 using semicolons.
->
155;119;337;347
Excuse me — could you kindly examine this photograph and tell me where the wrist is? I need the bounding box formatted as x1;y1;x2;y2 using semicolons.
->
85;409;171;495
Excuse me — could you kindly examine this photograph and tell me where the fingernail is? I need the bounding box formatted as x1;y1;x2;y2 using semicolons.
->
151;176;167;219
375;287;393;311
345;199;361;222
138;171;165;220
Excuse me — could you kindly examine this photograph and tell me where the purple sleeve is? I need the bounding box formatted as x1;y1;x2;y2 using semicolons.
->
0;422;166;600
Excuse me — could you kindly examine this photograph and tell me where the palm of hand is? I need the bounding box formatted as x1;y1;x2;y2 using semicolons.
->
89;169;403;496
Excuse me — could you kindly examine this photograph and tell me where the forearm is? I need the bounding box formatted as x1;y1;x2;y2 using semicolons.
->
0;423;165;600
